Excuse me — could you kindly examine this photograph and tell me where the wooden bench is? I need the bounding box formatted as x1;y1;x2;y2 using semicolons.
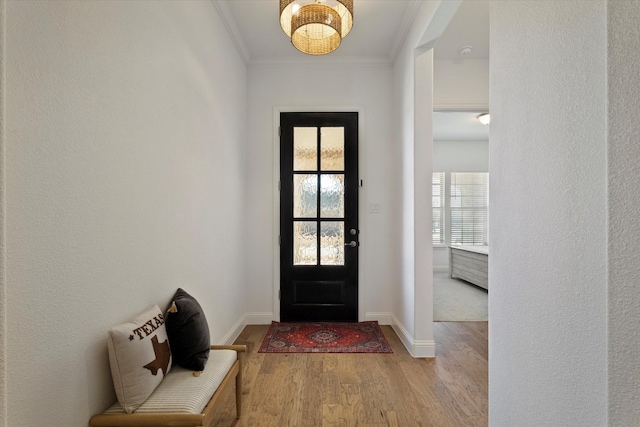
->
90;345;246;427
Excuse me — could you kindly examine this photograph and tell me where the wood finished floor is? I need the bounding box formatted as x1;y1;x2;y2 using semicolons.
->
212;322;487;427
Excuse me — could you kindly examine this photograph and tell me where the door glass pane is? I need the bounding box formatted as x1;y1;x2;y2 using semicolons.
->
320;127;344;171
293;174;317;218
320;221;344;265
293;222;317;265
294;127;317;171
320;174;344;218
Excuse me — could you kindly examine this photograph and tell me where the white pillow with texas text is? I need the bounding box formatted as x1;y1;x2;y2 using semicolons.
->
107;305;172;413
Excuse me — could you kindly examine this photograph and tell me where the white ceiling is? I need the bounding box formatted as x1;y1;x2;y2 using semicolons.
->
214;0;422;65
433;111;489;141
214;0;490;139
433;0;489;59
433;1;489;140
214;0;489;64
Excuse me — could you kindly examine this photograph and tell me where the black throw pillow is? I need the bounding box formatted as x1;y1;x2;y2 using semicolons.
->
165;288;210;371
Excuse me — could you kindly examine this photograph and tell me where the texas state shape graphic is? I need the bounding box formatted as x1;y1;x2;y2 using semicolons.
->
143;335;171;376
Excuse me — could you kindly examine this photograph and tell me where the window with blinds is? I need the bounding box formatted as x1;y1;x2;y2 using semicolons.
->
432;172;445;245
450;172;488;245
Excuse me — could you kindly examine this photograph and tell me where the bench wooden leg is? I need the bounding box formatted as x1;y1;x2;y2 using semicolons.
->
235;362;243;418
209;345;246;420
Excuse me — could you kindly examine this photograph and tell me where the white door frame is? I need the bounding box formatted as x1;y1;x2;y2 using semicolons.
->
272;105;365;322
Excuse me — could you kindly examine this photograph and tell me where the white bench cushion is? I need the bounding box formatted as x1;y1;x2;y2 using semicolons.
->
104;349;236;415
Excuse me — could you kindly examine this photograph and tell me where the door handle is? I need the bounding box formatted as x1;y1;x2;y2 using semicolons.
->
344;241;357;247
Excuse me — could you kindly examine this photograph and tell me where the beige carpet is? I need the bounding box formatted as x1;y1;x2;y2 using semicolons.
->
434;271;488;321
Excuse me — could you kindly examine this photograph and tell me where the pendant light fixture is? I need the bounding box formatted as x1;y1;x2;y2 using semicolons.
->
280;0;354;55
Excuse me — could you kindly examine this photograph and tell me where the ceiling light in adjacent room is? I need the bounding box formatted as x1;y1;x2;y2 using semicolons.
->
477;113;490;125
458;45;474;56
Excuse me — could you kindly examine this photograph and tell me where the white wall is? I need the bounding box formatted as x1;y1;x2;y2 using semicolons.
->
393;40;417;346
432;52;489;271
244;64;396;324
607;1;640;425
433;140;489;172
391;1;442;356
5;2;247;425
432;139;489;269
489;1;608;425
0;1;6;425
434;58;489;108
412;50;435;354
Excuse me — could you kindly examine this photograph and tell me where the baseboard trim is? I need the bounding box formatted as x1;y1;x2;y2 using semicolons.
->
364;312;393;325
411;339;436;358
390;316;414;354
220;315;247;345
245;312;274;325
391;315;436;358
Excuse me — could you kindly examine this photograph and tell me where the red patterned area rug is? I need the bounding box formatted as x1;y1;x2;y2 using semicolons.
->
258;321;393;354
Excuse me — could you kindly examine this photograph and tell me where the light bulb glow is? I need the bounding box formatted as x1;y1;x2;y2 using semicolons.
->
477;113;490;125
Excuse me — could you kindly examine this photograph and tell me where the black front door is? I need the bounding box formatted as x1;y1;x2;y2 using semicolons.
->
280;112;359;322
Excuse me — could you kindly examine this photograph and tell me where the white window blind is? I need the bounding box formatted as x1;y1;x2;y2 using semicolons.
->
432;172;445;245
450;172;488;245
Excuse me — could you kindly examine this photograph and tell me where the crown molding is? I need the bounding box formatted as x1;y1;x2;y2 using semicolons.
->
389;0;422;65
250;55;393;68
212;0;421;69
433;103;490;112
211;0;251;66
